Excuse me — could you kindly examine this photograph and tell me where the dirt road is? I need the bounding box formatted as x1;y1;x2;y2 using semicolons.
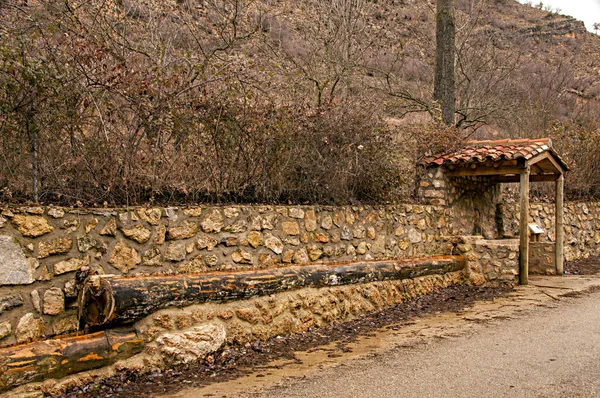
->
165;276;600;398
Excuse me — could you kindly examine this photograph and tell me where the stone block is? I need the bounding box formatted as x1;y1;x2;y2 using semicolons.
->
12;215;54;237
0;236;35;285
0;294;24;315
43;287;65;315
38;236;73;258
156;323;226;365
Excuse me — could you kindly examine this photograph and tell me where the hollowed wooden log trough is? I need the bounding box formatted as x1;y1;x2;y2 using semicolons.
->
0;256;464;393
0;328;144;393
80;256;465;327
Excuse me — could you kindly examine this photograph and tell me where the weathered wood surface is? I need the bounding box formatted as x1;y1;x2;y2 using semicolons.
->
0;328;144;393
80;256;465;327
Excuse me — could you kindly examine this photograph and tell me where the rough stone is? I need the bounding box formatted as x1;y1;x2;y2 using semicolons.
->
0;294;24;315
43;287;65;315
53;314;78;335
0;216;6;228
77;235;97;252
31;290;42;313
282;222;300;236
63;218;79;232
231;250;253;264
289;208;305;219
321;215;333;230
221;219;246;234
408;227;422;243
282;249;294;263
293;249;309;264
156;323;226;365
204;254;219;267
353;225;366;239
47;208;65;219
399;240;410;251
265;234;284;254
307;246;323;261
121;225;152;243
372;235;386;254
223;207;240;219
142;247;162;266
167;221;199;240
12;215;54;237
164;243;187;262
341;226;352;240
0;236;35;285
246;231;263;248
16;313;45;344
201;210;225;233
109;241;141;272
258;253;277;267
138;208;162;225
38;237;73;258
178;256;207;274
261;213;277;230
333;211;345;227
38;265;52;281
314;233;330;243
356;241;367;255
53;256;90;275
100;218;117;236
304;210;317;232
63;280;78;299
197;235;218;251
0;321;11;340
85;218;99;234
154;224;167;245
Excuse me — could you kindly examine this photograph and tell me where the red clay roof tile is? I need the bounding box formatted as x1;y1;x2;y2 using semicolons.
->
422;138;568;171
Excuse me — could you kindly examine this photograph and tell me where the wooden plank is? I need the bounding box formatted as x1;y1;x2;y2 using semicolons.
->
519;168;530;285
80;256;466;327
0;328;144;393
555;175;564;275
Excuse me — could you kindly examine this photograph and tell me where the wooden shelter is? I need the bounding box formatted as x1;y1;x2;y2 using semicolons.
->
423;138;569;285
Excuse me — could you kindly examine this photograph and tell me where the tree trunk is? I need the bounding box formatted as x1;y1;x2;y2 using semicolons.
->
434;0;456;126
79;256;465;327
0;328;144;393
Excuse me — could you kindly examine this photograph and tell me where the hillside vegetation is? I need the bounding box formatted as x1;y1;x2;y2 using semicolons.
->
1;0;599;205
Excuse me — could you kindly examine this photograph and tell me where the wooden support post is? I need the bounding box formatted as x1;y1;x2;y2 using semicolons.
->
519;167;530;285
555;174;564;275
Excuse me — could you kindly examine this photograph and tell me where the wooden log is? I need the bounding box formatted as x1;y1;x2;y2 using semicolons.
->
80;256;465;327
0;328;144;393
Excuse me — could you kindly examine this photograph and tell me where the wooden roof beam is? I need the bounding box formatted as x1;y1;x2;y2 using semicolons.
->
491;174;560;183
447;165;523;177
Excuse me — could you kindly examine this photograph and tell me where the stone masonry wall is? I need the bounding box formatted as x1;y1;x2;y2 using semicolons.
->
0;201;599;348
0;204;454;347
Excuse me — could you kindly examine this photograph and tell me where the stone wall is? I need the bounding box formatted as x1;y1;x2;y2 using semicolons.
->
529;242;556;275
0;201;599;347
502;201;600;261
0;204;453;347
417;165;501;239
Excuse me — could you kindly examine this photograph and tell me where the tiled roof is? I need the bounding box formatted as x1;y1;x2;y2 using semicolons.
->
422;138;568;170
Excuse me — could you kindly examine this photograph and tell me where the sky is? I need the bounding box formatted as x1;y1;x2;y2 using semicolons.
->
518;0;600;32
